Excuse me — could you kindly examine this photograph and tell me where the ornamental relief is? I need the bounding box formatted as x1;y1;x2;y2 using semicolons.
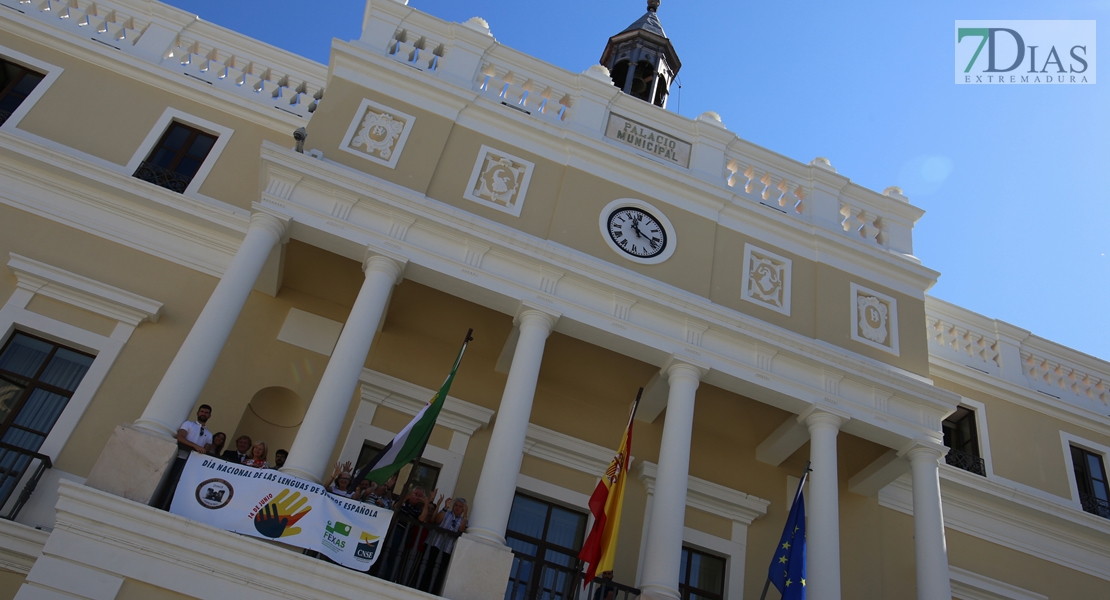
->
741;245;791;316
850;283;899;355
463;146;534;217
340;99;416;169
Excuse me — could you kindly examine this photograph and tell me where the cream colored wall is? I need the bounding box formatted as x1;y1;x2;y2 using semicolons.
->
0;571;25;600
23;295;118;338
933;376;1110;498
114;578;194;600
3;34;290;211
0;206;217;476
301;77;454;196
815;264;929;376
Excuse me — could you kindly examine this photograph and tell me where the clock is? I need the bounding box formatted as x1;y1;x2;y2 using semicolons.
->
607;207;667;258
599;200;677;264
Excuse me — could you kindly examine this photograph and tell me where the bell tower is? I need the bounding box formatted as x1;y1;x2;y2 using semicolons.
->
600;0;682;108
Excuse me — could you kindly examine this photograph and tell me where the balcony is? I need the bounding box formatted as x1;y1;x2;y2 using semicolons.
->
0;443;53;521
944;448;987;477
1079;492;1110;520
133;161;194;194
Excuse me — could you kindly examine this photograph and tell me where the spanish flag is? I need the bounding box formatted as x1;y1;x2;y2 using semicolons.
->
579;393;640;585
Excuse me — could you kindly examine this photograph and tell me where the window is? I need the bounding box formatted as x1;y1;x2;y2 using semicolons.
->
943;406;986;476
132;122;218;193
678;546;726;600
0;58;45;126
1070;445;1110;519
0;332;94;505
504;492;588;600
355;441;440;493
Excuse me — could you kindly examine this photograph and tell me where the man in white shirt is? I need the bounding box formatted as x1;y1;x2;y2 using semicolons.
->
157;404;214;509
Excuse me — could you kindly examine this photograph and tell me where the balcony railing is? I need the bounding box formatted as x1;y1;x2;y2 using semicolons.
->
583;578;641;600
133;161;194;194
0;442;53;521
945;448;987;477
1079;492;1110;520
362;511;462;595
0;108;11;127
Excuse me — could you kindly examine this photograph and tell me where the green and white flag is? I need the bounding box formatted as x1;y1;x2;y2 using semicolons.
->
354;333;470;484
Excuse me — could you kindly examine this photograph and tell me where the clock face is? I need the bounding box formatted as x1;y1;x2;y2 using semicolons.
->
606;207;668;258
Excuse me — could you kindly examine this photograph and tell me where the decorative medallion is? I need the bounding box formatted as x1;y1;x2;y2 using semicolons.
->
850;283;899;355
741;245;791;316
463;146;535;217
339;99;416;169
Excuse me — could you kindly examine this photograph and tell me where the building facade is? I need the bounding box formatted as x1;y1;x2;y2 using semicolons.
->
0;1;1107;599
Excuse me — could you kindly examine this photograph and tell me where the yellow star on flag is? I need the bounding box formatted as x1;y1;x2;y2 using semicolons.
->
785;579;793;587
778;556;788;564
801;579;806;587
782;541;791;550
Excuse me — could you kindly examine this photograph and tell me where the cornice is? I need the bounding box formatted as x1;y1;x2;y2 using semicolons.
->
358;369;494;437
9;254;163;327
879;468;1110;581
0;519;48;574
637;461;770;526
0;128;246;277
523;424;617;478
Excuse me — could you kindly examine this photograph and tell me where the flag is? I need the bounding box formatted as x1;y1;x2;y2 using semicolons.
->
354;334;470;485
578;396;639;585
768;474;807;599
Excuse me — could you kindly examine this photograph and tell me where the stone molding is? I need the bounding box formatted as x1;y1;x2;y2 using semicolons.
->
949;566;1048;600
8;254;163;327
637;461;769;526
358;369;494;438
879;467;1110;581
0;519;48;574
522;424;616;478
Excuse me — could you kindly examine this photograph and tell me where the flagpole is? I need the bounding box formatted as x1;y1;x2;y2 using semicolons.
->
398;328;474;501
759;462;812;600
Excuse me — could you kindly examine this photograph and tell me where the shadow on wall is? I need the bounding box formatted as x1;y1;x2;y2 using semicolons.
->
231;387;306;458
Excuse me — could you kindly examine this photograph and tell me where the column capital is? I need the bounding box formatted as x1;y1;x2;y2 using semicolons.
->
248;206;291;242
514;301;561;335
661;354;710;383
901;440;947;463
362;247;408;284
801;404;851;430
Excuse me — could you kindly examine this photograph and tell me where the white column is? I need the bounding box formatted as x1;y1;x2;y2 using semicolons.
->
134;211;288;438
907;445;951;600
467;307;559;545
281;252;406;482
638;359;705;600
805;409;846;600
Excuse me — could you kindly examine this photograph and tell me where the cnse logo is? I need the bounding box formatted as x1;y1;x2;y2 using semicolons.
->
958;28;1089;74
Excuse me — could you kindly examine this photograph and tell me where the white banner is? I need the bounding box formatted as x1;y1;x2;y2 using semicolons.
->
170;454;393;570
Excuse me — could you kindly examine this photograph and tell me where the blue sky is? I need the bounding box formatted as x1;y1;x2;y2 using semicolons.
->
166;0;1109;362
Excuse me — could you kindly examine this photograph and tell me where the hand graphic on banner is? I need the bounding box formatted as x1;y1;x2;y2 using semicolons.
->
253;489;312;538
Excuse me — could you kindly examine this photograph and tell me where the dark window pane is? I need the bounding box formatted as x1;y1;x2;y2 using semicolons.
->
0;334;52;377
187;133;216;157
0;379;25;427
161;125;191;151
507;495;548;540
133;122;218;193
41;348;94;392
12;72;43;95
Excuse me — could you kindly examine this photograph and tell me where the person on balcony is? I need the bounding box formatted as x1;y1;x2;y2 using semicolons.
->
376;486;431;581
419;496;468;594
243;441;268;469
593;570;617;600
326;461;357;498
155;404;214;510
272;448;288;469
206;432;226;458
221;435;251;464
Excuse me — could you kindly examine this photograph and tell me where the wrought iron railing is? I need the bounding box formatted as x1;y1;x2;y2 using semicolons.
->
0;109;11;127
367;511;462;595
0;442;53;521
945;448;987;477
583;577;641;600
133;161;193;194
1079;492;1110;519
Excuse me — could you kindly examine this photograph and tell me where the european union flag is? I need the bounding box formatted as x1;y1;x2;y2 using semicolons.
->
768;477;807;599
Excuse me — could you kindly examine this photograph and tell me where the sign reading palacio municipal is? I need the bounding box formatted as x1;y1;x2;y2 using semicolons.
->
605;113;692;168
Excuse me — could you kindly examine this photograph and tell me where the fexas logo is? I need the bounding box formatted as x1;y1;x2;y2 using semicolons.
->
955;20;1095;84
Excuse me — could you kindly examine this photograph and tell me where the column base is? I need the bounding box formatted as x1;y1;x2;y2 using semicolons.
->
84;425;177;505
637;583;681;600
441;533;515;600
